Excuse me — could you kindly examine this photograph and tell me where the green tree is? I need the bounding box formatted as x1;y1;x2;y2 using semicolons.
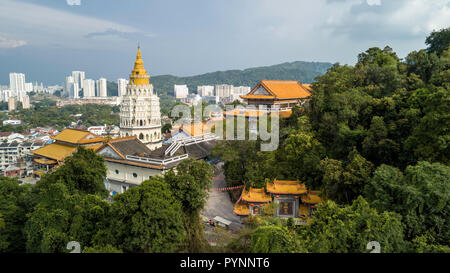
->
24;181;111;253
251;225;296;253
109;178;185;253
37;146;108;198
364;162;450;246
82;244;123;253
164;159;213;252
320;149;373;204
296;197;407;253
426;28;450;56
0;177;36;252
283;116;325;189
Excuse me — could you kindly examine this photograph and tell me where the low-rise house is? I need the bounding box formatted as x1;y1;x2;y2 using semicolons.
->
0;132;12;142
3;119;21;126
8;133;25;143
0;141;44;177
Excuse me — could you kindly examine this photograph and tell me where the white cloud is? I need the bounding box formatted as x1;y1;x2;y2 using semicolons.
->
0;0;149;49
366;0;381;6
0;34;27;48
66;0;81;6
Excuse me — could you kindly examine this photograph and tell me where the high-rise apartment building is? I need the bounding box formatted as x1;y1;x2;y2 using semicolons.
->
197;85;214;97
8;97;16;111
9;73;25;95
72;71;85;90
174;84;189;99
22;95;30;109
83;79;96;98
118;78;128;97
25;82;33;92
99;78;107;97
215;84;234;98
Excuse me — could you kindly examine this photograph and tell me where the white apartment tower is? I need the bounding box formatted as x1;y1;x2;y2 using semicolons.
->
117;78;128;97
9;73;26;102
8;97;16;111
174;84;189;99
99;78;107;97
83;79;96;98
9;73;25;94
197;85;214;97
72;71;85;90
22;95;30;109
215;84;234;98
119;47;162;150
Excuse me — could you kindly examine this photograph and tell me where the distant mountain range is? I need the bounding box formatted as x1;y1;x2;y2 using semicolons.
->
151;61;333;96
107;61;333;97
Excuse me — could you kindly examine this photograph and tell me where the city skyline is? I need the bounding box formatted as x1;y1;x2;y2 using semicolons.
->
0;0;449;85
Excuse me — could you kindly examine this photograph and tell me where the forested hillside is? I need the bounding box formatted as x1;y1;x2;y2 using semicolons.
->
150;61;332;95
214;28;450;253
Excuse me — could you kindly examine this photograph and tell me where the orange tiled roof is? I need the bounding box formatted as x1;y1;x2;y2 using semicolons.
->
33;158;57;165
247;80;311;100
223;109;267;118
180;122;213;137
301;190;324;204
240;95;275;100
108;135;137;143
233;201;250;216
78;138;106;144
32;143;77;161
241;187;272;203
51;128;103;144
299;204;310;216
85;144;104;151
266;179;307;195
276;110;293;118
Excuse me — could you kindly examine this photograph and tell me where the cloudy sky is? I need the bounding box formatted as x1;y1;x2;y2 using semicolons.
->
0;0;449;85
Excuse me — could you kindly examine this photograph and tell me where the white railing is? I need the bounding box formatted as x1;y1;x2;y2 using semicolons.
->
179;133;219;146
126;153;188;166
126;133;217;166
164;141;178;156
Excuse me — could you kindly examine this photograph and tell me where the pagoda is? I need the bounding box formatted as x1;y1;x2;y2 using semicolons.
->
119;46;163;150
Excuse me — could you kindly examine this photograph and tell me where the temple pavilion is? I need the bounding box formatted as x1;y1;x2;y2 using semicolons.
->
241;80;312;109
31;129;105;178
234;187;272;217
233;179;323;219
225;80;312;119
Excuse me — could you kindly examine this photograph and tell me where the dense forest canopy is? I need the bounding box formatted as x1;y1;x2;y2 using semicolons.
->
213;28;450;252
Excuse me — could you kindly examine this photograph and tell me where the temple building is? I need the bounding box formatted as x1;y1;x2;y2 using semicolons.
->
31;129;105;178
96;134;217;196
301;190;324;217
266;179;307;218
119;46;163;150
241;80;311;109
234;187;272;217
233;179;324;221
225;80;312;119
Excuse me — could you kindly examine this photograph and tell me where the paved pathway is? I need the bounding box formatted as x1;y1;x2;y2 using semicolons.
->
201;162;243;232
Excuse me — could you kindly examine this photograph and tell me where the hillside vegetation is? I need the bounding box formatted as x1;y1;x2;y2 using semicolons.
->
150;61;332;96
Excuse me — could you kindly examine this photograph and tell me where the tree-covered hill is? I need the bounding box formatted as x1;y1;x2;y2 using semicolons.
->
149;61;333;96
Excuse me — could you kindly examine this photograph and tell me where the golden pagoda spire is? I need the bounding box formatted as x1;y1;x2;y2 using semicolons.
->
129;45;150;85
